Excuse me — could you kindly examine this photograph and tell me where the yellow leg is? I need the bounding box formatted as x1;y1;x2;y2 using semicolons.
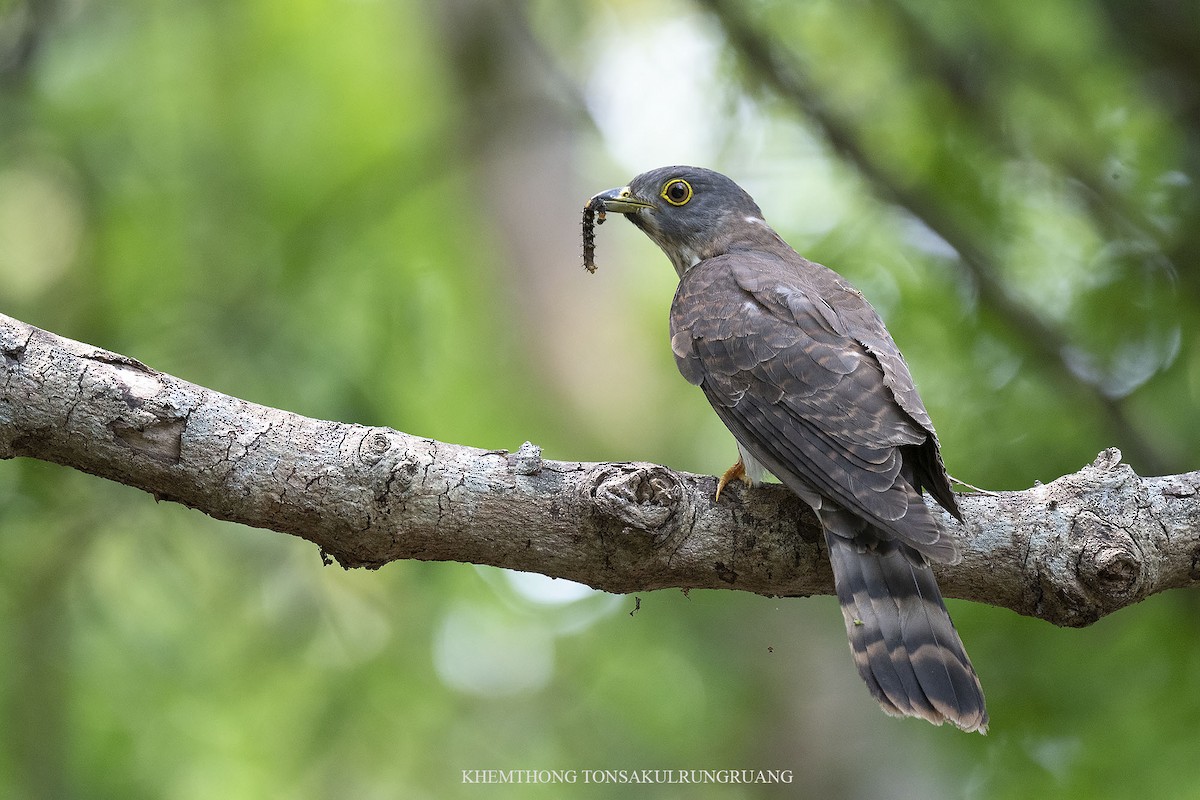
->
715;456;747;503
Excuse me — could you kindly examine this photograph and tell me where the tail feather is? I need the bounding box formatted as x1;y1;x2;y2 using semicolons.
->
850;541;940;720
825;528;988;733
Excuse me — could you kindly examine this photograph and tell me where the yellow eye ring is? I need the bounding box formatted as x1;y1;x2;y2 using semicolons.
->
661;179;693;206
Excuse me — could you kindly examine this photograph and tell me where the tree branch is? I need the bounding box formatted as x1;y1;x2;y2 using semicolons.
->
2;312;1197;627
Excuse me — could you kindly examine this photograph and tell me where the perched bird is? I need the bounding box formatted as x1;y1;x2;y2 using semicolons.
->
588;166;987;732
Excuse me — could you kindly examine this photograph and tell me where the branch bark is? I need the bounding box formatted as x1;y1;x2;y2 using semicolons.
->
2;312;1198;627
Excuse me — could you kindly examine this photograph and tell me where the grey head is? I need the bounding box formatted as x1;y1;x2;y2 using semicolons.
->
590;166;782;277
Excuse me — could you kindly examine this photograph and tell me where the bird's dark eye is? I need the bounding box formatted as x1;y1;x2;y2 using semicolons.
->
661;179;693;206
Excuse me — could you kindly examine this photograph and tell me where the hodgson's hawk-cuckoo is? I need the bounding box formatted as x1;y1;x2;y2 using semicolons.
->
587;166;987;732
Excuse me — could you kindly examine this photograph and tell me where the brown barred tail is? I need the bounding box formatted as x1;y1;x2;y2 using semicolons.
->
824;528;988;733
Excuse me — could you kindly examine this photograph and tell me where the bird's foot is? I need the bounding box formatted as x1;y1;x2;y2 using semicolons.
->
715;457;750;503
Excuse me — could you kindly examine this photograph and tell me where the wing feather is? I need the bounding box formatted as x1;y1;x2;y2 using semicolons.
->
671;251;958;556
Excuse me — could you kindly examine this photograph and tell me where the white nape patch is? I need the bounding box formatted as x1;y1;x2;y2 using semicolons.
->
745;214;787;247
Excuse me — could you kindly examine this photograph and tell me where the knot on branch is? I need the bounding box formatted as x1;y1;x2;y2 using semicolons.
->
1022;450;1153;627
508;441;543;475
586;463;685;544
1075;448;1138;497
354;428;423;502
358;430;394;463
1091;447;1124;472
1075;511;1144;605
1;318;28;366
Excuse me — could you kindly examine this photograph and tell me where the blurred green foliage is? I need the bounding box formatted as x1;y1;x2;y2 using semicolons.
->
1;0;1198;798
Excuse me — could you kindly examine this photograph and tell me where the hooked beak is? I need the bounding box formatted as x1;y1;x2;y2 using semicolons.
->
590;185;655;214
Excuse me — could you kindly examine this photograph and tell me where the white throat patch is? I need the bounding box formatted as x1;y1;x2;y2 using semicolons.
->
669;245;703;277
